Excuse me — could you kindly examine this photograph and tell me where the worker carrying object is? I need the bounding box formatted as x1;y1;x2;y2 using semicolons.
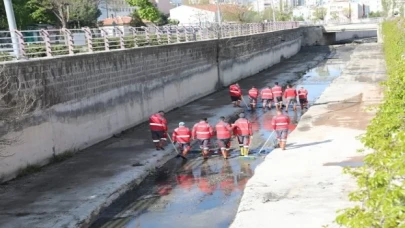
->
272;82;283;110
229;83;242;107
260;86;273;110
248;86;259;110
172;122;192;160
298;86;309;110
284;84;297;112
149;111;168;150
215;116;233;159
271;110;291;150
233;113;253;157
192;118;214;159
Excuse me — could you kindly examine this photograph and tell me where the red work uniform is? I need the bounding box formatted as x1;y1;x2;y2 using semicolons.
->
229;84;242;102
233;118;253;148
215;120;233;151
192;121;214;150
260;88;273;103
284;88;297;105
272;85;283;103
172;126;192;151
298;88;308;105
248;88;259;105
271;114;290;142
149;113;168;143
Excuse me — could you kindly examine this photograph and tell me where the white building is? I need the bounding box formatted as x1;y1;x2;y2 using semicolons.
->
358;0;382;13
252;0;300;12
293;6;313;20
325;1;367;22
169;5;218;25
98;0;174;21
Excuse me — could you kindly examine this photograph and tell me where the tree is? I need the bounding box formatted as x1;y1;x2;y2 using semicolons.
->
27;0;99;28
331;12;339;21
313;7;327;21
126;0;161;22
293;15;305;21
342;7;351;20
129;10;146;27
368;11;382;18
382;0;394;17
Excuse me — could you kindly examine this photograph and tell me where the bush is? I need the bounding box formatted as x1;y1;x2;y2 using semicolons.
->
0;52;13;61
335;18;405;227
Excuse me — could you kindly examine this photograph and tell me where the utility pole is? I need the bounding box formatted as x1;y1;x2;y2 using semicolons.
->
3;0;20;58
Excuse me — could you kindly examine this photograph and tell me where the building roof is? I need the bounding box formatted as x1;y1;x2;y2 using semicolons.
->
100;16;152;26
185;4;248;13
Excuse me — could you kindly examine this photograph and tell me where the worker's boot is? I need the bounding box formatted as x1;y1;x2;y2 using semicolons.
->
281;142;286;150
244;147;249;156
240;147;244;156
221;149;227;159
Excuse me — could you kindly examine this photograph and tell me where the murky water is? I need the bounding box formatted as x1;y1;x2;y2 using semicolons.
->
90;50;346;228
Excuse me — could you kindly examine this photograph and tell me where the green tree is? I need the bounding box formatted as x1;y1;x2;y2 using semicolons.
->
368;11;382;18
313;7;327;21
293;15;305;21
331;12;339;21
335;18;405;228
126;0;161;22
382;0;393;17
342;7;351;20
129;10;146;27
27;0;99;28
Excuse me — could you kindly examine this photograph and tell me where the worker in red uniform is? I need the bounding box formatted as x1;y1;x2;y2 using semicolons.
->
248;86;259;110
272;82;283;110
172;122;192;160
233;113;253;157
192;118;214;159
271;110;291;150
298;86;309;110
260;86;273;110
149;111;168;150
284;84;297;112
229;83;242;107
215;116;233;159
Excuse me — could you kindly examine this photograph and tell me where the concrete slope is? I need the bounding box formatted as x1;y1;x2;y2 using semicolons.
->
230;43;386;228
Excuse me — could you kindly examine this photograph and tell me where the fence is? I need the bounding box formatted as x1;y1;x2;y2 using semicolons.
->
0;21;299;63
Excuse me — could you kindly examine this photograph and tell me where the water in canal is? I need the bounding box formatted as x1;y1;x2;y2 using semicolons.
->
90;52;346;228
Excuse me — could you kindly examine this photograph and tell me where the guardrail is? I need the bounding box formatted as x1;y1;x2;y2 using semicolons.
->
0;21;299;63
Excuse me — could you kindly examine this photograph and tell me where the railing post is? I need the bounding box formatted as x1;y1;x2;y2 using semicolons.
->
191;26;197;41
199;26;203;40
40;29;52;57
156;29;162;45
100;28;109;51
249;24;253;35
62;28;74;55
14;30;26;59
115;27;125;49
166;26;171;44
130;27;138;47
176;27;181;43
184;26;189;42
83;27;94;53
142;27;150;46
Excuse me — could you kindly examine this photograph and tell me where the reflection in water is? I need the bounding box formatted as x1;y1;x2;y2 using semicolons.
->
237;161;253;191
220;161;235;196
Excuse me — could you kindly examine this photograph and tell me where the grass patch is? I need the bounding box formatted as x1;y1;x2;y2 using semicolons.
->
17;164;42;178
49;150;75;164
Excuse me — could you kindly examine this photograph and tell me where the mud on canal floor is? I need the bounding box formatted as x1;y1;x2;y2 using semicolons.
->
89;45;355;228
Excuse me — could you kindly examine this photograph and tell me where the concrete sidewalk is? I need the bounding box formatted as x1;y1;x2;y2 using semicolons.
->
230;43;386;228
0;47;330;228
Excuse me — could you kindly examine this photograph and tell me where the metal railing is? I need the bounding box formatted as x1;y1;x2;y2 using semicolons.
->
0;21;299;63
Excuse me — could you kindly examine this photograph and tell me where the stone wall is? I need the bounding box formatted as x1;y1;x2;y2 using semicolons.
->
0;28;304;181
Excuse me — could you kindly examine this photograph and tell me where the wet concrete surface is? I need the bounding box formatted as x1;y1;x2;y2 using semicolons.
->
89;46;352;228
0;45;350;228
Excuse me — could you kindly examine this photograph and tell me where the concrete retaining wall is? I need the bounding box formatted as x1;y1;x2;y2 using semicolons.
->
335;30;377;42
0;28;303;181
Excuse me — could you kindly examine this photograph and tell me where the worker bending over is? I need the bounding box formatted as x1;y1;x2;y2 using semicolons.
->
248;86;259;110
272;82;283;110
149;111;168;150
215;116;233;159
192;118;214;159
233;113;253;157
172;122;192;160
284;84;297;112
298;86;309;110
271;110;291;150
260;86;273;110
229;83;242;107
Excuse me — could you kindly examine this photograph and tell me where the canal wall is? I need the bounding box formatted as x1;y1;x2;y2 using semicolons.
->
0;28;306;181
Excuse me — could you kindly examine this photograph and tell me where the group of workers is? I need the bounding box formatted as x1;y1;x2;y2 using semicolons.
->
149;82;309;159
149;111;253;160
230;82;309;111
